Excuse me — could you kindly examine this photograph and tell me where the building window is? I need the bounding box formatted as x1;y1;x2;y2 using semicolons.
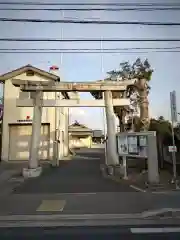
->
26;70;34;76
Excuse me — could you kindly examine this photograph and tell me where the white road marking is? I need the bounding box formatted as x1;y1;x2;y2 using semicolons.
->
130;185;146;192
37;200;66;212
131;227;180;233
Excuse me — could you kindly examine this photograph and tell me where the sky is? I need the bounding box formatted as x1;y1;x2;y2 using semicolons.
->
0;0;180;130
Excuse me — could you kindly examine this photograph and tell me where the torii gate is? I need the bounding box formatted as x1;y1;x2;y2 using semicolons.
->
12;79;135;178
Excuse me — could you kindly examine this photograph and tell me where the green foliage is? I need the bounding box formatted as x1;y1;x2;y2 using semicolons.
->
131;115;172;137
91;57;153;97
106;58;153;81
132;58;153;81
158;116;165;121
148;117;180;146
90;58;153;132
90;91;102;99
90;58;153;100
71;121;87;128
128;115;180;146
149;118;172;137
107;61;133;80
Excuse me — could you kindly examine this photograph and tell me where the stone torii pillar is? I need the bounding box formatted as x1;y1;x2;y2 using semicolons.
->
63;107;69;157
104;90;119;166
22;91;43;178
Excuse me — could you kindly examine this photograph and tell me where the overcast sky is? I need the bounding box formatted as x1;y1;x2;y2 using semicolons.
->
0;0;180;130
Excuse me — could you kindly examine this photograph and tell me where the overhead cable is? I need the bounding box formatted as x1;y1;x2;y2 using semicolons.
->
0;50;180;53
1;18;180;25
0;38;180;42
1;47;180;51
1;7;180;11
0;2;180;6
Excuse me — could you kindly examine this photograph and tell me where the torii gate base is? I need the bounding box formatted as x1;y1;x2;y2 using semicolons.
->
12;80;133;178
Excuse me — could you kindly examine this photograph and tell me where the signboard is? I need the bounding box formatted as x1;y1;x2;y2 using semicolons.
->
17;119;32;123
128;136;138;154
117;133;148;158
168;146;177;152
117;135;128;155
170;91;177;123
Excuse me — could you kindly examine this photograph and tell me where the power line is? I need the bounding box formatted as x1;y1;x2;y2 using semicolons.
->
0;50;180;54
1;7;180;11
1;47;180;51
0;2;180;6
0;38;180;42
1;18;180;25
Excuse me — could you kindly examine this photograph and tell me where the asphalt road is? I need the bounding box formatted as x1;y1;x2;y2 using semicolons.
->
0;226;180;239
1;148;180;217
13;148;133;194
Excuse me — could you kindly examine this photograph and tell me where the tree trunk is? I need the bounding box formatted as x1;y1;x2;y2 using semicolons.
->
118;116;124;132
133;116;141;132
137;79;150;131
117;108;126;132
113;91;127;132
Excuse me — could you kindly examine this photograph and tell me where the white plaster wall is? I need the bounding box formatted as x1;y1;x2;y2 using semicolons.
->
1;72;56;161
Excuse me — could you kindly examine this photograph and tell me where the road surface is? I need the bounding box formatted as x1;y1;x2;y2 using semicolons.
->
0;225;180;239
14;148;133;194
1;148;180;218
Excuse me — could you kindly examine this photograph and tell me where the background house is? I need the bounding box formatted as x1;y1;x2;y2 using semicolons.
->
92;130;104;143
69;121;93;149
0;64;69;162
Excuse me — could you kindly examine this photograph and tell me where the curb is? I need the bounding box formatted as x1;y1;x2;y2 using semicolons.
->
0;211;180;228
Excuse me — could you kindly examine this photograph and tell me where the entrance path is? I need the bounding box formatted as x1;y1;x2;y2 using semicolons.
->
14;148;133;194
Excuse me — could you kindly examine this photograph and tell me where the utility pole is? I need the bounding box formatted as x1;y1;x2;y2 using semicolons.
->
170;91;178;188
